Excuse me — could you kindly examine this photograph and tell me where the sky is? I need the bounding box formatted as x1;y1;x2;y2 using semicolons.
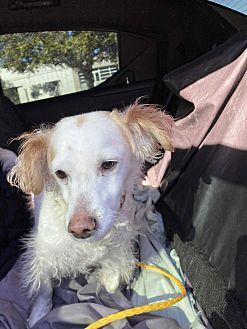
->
210;0;247;15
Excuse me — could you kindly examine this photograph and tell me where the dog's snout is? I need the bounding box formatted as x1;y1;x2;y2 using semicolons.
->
68;213;96;239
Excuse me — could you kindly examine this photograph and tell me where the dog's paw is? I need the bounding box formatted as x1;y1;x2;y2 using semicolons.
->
101;270;120;293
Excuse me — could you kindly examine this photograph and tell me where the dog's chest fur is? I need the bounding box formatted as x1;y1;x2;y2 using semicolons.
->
23;190;139;289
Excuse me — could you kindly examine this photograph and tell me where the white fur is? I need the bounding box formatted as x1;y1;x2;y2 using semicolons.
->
8;103;174;327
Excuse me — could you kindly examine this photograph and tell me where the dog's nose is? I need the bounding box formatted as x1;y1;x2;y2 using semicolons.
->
70;228;95;239
68;213;96;239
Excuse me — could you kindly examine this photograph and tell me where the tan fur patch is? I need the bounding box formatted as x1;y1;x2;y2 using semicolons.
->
110;110;135;152
8;128;52;194
76;115;85;127
110;102;175;162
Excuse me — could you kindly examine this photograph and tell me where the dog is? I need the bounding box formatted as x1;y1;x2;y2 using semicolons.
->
8;101;174;327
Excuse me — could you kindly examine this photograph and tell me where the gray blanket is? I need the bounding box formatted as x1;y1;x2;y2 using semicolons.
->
0;156;208;329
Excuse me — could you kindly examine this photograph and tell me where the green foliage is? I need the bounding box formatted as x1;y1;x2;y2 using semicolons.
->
0;31;118;88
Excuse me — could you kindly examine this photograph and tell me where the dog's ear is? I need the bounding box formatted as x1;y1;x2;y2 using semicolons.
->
112;102;175;162
7;128;51;194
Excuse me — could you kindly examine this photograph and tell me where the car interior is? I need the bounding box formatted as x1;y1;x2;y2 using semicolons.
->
0;0;246;328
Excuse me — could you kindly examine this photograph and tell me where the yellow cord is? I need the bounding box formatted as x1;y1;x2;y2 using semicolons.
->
85;262;187;329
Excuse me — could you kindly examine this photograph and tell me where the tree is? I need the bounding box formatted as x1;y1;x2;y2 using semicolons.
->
0;31;118;89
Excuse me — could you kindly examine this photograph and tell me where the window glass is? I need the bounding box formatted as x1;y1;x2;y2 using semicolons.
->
209;0;247;15
0;31;119;104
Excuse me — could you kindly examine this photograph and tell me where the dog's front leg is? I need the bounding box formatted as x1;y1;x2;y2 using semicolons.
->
99;257;135;293
100;263;121;293
27;280;53;328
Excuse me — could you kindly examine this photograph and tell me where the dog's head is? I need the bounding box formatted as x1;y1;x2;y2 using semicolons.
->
8;102;174;241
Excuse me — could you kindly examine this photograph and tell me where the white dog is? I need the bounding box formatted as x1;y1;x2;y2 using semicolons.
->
8;101;174;327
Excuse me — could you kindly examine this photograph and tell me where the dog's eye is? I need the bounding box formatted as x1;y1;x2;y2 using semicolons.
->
55;170;67;180
100;161;117;173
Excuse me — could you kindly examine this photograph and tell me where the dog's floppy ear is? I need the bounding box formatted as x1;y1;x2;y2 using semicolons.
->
7;128;51;194
112;101;175;162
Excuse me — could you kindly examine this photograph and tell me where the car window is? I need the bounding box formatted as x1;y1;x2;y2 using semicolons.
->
209;0;247;15
0;31;119;104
